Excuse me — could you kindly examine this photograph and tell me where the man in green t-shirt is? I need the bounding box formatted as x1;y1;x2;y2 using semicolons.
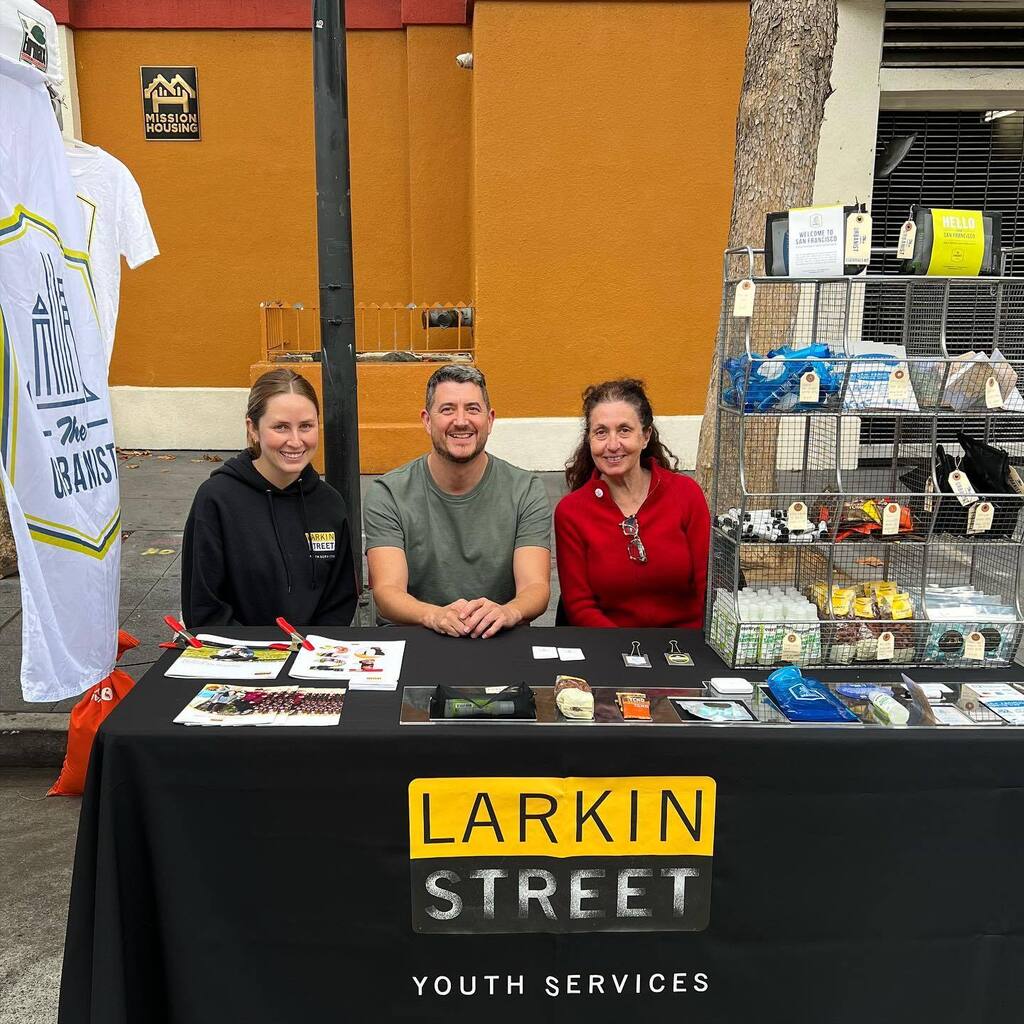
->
364;364;551;638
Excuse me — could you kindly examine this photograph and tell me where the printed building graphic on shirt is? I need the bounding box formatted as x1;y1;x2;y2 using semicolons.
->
17;11;47;71
141;67;200;141
31;252;98;409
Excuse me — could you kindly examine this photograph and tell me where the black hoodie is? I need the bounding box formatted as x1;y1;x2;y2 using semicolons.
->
181;453;357;628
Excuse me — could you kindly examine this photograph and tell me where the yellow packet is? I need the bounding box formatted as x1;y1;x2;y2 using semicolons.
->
854;596;876;619
888;592;913;620
831;588;855;617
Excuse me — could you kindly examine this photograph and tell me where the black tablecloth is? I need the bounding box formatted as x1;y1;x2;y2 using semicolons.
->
60;627;1024;1024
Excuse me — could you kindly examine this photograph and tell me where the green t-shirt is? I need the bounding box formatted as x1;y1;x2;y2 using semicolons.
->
364;454;551;608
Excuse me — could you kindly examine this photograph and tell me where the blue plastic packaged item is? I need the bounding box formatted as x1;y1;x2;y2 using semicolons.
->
835;684;877;701
766;666;858;723
723;343;841;413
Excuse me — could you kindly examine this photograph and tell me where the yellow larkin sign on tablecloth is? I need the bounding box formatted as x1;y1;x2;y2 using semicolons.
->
929;208;985;276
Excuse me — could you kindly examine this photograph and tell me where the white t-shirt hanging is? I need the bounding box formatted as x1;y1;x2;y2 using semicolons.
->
64;140;158;365
0;0;64;87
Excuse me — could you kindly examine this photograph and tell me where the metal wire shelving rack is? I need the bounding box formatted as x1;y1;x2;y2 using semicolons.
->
705;245;1024;670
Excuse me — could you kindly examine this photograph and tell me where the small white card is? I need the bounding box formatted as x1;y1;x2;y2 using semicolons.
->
532;646;558;660
887;368;910;401
968;501;993;535
931;704;972;726
896;219;917;259
799;371;820;404
916;683;953;701
781;631;802;659
845;211;872;265
622;654;652;668
964;632;986;661
876;631;895;660
949;470;978;507
787;501;809;532
881;502;901;536
557;647;585;661
986;375;1004;409
733;279;755;317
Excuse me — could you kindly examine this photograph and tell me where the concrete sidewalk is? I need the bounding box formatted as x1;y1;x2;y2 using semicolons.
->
0;451;567;759
0;454;567;1024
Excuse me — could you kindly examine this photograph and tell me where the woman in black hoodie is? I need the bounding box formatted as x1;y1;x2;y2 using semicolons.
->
181;369;357;627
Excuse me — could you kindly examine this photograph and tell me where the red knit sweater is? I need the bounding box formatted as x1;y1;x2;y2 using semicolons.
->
554;461;710;629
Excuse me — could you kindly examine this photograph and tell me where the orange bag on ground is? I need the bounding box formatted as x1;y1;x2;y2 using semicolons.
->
48;630;140;797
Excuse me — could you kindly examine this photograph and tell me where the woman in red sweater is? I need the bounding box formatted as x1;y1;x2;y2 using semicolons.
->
554;379;710;628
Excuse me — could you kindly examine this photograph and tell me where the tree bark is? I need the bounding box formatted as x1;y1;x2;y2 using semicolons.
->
0;497;16;578
694;0;839;507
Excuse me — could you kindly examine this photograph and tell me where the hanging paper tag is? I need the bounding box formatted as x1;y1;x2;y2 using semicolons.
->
1009;466;1024;495
985;375;1004;409
968;501;994;534
896;219;917;260
733;279;755;318
882;501;901;536
781;631;802;660
846;212;872;265
964;631;986;661
787;501;809;532
799;371;820;404
876;631;895;661
887;368;910;402
948;470;978;506
924;477;934;513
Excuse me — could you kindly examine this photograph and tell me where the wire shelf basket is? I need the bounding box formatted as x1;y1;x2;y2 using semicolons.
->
706;246;1024;670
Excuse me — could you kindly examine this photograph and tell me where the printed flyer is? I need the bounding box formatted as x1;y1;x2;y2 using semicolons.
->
290;636;406;691
174;683;345;726
166;644;289;680
787;204;845;277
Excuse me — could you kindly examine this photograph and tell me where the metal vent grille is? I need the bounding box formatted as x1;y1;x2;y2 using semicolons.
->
884;1;1024;68
870;109;1024;275
866;108;1024;446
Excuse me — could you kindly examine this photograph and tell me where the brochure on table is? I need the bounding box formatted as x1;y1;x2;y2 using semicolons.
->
166;643;289;680
289;636;406;691
174;683;345;727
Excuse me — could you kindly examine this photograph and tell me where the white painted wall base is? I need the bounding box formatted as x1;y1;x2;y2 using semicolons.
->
109;386;704;471
110;386;249;450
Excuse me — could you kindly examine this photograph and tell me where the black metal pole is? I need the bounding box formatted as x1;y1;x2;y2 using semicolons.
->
312;0;362;579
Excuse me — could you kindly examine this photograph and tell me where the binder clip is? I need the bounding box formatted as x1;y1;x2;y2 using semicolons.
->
622;640;651;668
664;640;694;667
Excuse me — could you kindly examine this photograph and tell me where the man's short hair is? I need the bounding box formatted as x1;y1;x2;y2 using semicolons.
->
424;364;490;411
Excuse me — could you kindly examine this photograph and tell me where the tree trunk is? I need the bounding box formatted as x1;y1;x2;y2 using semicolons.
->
0;496;16;578
694;0;839;507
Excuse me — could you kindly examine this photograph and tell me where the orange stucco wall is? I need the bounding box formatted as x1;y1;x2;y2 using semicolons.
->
347;26;473;310
73;29;319;387
71;7;745;468
348;30;413;305
471;1;747;416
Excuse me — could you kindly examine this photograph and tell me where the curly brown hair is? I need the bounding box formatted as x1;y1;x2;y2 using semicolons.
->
564;378;678;492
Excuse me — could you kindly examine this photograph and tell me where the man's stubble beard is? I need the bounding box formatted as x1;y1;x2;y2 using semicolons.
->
430;428;488;465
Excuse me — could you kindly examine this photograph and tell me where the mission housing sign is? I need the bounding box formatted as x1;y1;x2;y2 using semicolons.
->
409;776;715;933
140;66;201;141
